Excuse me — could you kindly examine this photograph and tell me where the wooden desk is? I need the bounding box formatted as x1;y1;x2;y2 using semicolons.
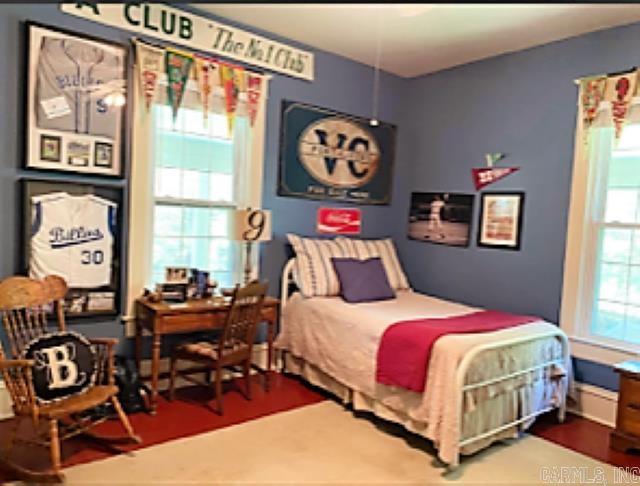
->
135;296;280;414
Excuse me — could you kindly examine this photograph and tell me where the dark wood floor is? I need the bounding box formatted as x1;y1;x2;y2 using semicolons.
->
1;373;639;482
531;410;640;468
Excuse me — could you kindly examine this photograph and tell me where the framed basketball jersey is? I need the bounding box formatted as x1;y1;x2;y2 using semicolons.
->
25;22;128;178
22;180;123;318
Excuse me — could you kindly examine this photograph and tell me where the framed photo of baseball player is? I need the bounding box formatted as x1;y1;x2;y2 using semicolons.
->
407;192;474;247
477;192;525;250
21;179;124;318
25;22;127;177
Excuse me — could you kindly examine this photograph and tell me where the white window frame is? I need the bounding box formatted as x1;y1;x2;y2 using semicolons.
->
561;103;640;366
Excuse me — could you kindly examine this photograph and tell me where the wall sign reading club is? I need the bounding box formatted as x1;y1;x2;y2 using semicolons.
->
23;331;97;404
278;101;396;205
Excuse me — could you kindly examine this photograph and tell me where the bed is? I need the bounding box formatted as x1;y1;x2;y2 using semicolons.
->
275;258;570;468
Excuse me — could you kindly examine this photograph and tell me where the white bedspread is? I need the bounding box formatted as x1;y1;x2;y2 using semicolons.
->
276;290;569;465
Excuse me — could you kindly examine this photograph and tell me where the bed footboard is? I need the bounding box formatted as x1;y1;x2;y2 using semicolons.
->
448;329;570;468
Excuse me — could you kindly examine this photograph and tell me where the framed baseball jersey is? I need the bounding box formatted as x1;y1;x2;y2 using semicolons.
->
30;192;116;288
25;22;128;177
22;180;123;318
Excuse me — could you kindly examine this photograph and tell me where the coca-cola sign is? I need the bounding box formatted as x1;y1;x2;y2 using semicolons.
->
316;208;361;235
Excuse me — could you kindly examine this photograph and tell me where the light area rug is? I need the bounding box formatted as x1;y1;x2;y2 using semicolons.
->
61;401;616;485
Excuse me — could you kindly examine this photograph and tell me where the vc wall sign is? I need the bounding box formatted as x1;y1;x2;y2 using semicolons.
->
279;101;396;205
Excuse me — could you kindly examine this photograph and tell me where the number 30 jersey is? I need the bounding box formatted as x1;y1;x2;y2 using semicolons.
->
30;193;116;288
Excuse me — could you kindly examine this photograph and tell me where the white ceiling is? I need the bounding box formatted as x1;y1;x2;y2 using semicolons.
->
197;4;640;78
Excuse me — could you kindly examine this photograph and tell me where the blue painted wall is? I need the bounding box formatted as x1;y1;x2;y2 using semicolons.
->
396;21;640;390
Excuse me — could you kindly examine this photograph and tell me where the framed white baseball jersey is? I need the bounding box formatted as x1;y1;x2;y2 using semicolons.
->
29;192;116;288
26;23;127;177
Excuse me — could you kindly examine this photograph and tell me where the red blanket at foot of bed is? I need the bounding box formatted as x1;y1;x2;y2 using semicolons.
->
375;310;538;393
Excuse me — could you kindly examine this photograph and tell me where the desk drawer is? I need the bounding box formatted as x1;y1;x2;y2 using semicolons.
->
157;313;223;334
619;376;640;408
620;404;640;437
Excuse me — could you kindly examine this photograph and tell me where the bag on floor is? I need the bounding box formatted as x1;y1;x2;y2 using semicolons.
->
115;356;151;414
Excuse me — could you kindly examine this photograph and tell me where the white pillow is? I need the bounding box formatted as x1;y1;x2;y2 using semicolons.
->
287;234;349;298
335;237;410;290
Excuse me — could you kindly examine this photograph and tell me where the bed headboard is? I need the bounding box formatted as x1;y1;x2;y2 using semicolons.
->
281;258;297;308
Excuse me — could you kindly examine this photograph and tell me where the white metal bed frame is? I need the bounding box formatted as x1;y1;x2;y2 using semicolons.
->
279;258;569;468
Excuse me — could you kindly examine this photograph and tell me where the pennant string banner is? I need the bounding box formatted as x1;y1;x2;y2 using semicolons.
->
133;38;265;132
578;68;640;141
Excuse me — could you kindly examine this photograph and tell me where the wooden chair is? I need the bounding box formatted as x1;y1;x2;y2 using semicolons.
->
0;275;141;483
168;281;268;415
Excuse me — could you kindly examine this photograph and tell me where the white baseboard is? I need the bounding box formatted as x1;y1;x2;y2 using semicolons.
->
568;382;617;428
0;381;13;420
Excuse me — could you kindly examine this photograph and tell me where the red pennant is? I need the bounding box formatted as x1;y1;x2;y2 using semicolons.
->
472;167;519;190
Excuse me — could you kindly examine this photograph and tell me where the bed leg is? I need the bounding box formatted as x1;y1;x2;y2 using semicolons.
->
557;401;567;423
444;458;459;475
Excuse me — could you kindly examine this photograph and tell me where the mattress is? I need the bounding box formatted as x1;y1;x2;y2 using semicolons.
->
275;290;569;465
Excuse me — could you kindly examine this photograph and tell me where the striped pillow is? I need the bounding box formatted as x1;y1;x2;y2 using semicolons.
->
335;237;410;290
287;234;349;297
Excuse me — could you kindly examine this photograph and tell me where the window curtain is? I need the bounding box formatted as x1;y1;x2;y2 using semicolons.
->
561;70;638;337
571;104;615;331
125;50;270;322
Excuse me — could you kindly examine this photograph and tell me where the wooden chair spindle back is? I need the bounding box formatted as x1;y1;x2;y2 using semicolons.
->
0;275;68;359
219;281;267;357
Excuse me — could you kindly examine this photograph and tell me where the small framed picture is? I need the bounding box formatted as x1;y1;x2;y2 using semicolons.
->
94;142;113;168
165;266;189;284
67;140;90;166
87;292;115;312
477;192;525;250
40;134;61;162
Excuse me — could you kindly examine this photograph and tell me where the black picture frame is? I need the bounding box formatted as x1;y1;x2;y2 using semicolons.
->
407;192;474;247
24;21;128;178
477;192;525;251
39;134;61;162
20;178;124;319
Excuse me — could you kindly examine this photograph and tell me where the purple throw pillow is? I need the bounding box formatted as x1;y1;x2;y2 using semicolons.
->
331;257;395;303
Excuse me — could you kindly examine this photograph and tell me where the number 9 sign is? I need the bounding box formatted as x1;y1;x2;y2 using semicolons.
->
234;209;272;242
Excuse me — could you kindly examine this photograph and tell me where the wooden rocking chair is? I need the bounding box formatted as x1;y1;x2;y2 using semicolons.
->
0;275;141;483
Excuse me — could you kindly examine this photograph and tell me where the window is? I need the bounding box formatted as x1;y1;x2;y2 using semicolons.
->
590;125;640;344
150;105;241;288
562;91;640;357
126;54;269;319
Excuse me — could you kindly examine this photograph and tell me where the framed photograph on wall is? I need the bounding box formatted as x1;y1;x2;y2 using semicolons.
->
407;192;474;247
21;179;123;318
477;192;525;250
25;22;127;177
